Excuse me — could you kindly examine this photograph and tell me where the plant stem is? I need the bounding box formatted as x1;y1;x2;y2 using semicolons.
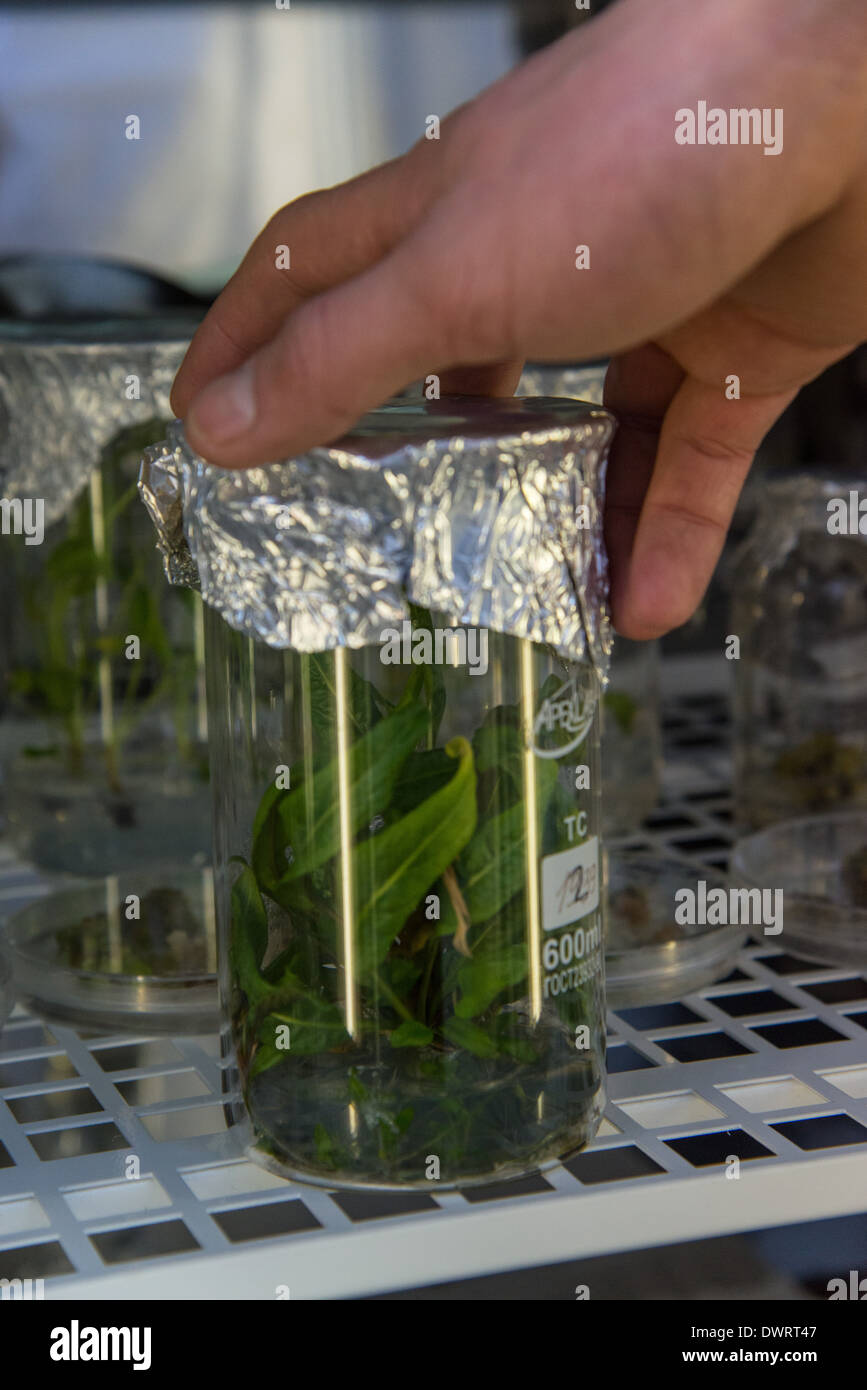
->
417;936;439;1025
374;971;414;1022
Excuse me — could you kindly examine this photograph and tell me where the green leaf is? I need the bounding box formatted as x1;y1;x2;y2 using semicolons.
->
390;1020;434;1047
44;535;105;594
251;780;291;886
306;651;391;740
442;1015;499;1058
248;1038;286;1078
458;756;558;923
490;1014;539;1063
472;718;524;788
254;701;429;891
348;1068;368;1103
258;997;349;1056
229;864;270;1006
313;1123;340;1169
454;942;529;1019
407;603;447;742
543;778;582;855
604;689;638;735
355;736;477;973
388;747;456;818
378;955;424;997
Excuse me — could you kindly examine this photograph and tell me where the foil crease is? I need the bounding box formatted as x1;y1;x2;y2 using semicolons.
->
0;319;199;528
139;397;616;679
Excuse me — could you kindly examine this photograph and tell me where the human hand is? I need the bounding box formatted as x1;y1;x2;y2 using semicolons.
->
170;0;867;638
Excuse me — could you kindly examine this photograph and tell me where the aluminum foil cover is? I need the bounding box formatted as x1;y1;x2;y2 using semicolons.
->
0;317;200;528
139;396;616;677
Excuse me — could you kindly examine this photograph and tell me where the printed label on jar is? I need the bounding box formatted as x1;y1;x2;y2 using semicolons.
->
541;912;603;1000
541;836;599;931
532;669;598;759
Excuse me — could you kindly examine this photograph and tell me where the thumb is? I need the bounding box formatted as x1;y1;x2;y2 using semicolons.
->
183;220;466;466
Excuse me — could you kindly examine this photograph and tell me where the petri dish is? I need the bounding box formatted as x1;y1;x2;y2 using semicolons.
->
731;810;867;969
1;864;219;1033
605;851;746;1009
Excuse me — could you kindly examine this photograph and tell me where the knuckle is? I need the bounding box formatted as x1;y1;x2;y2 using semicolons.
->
645;497;729;537
669;429;755;468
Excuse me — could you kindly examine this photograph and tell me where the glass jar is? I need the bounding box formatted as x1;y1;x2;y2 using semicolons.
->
732;476;867;830
0;317;210;875
0;424;210;874
143;396;614;1188
207;607;604;1187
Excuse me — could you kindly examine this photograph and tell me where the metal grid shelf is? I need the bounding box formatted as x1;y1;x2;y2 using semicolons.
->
2;679;867;1299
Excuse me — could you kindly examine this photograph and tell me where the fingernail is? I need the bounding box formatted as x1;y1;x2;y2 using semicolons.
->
188;364;256;444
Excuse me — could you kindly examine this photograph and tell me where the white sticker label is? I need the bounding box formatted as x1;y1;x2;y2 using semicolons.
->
542;836;599;932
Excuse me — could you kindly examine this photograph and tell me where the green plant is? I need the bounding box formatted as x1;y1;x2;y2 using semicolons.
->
773;732;865;812
229;614;603;1183
53;886;205;976
7;420;203;792
604;688;639;735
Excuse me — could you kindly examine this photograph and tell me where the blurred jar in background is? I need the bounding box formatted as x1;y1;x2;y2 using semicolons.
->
517;362;662;835
601;637;662;837
732;476;867;830
0;320;211;878
1;426;211;878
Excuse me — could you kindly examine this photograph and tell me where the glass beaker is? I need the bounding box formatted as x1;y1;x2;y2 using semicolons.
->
143;395;615;1188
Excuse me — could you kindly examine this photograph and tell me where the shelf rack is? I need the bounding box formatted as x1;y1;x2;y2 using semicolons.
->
1;669;866;1299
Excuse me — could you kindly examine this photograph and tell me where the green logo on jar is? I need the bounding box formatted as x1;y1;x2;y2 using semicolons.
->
533;669;597;759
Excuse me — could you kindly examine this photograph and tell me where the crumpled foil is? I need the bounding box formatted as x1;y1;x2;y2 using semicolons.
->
517;361;608;405
0;317;200;528
139;396;617;679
